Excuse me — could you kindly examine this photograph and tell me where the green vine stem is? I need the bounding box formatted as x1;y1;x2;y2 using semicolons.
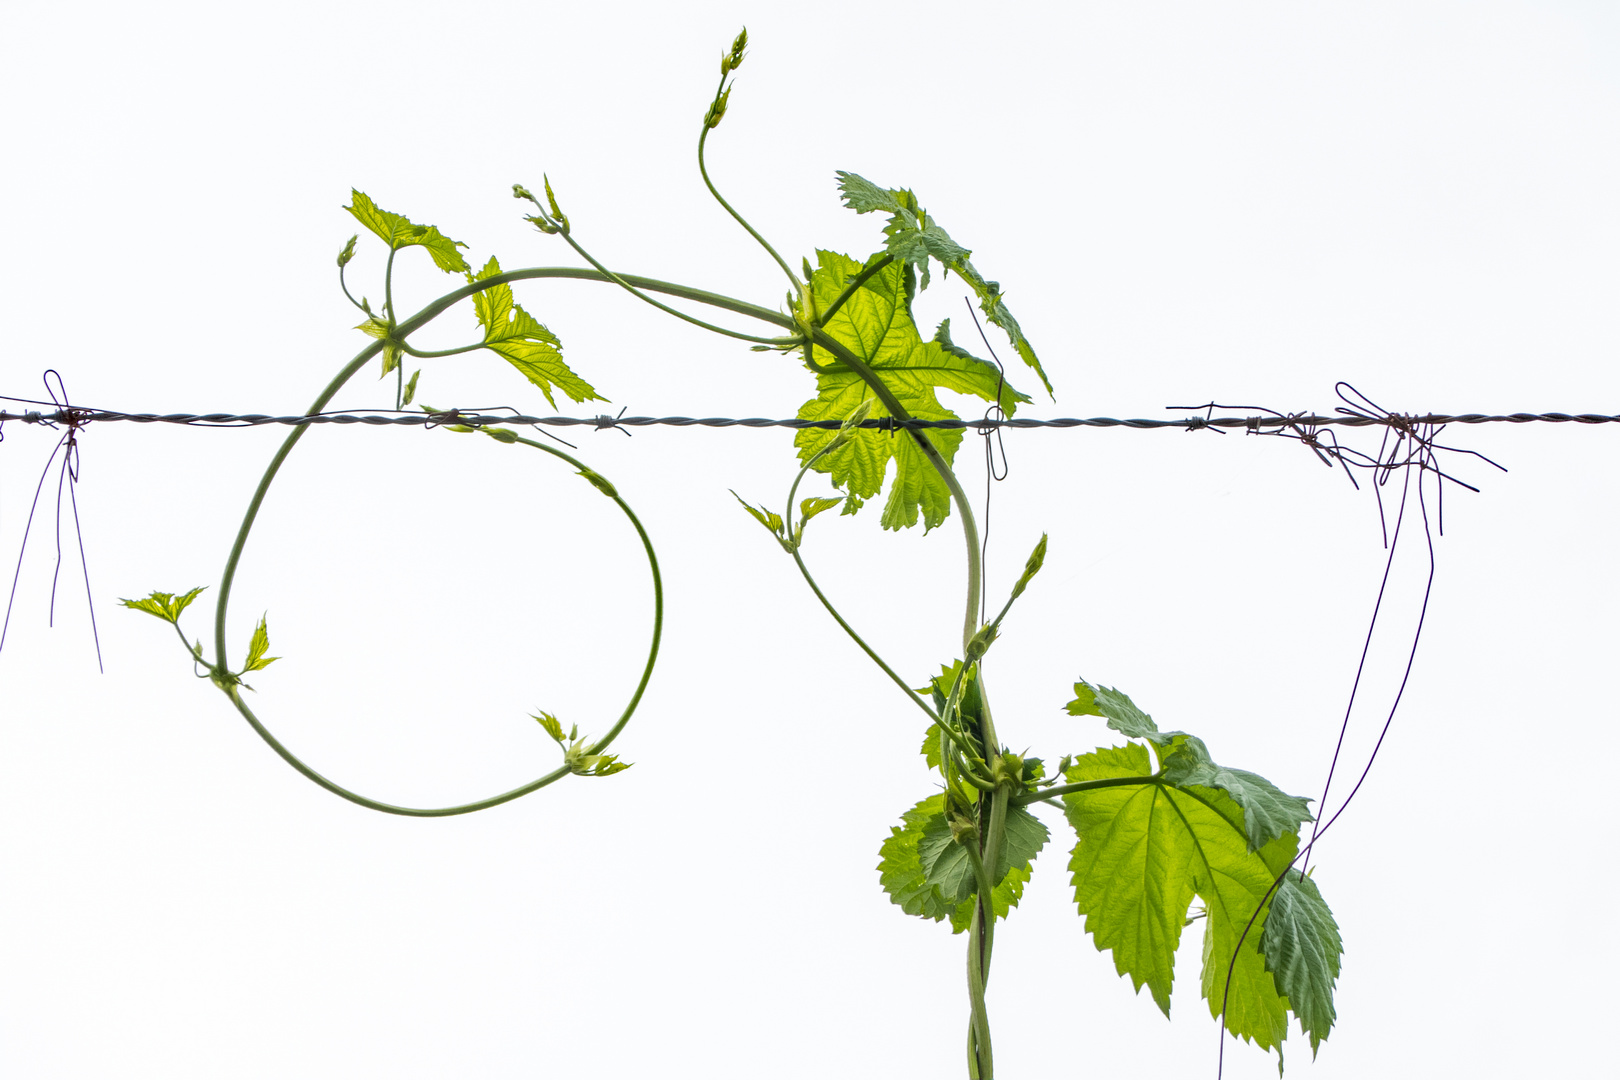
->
215;425;660;817
781;452;939;726
207;273;692;814
697;101;801;295
806;329;985;654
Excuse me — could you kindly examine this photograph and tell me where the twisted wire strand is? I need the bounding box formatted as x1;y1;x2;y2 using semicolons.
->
3;401;1617;432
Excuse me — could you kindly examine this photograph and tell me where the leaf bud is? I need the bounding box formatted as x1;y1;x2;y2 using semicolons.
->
705;86;732;129
964;622;998;663
512;183;535;202
823;397;875;456
992;752;1025;789
542;174;570;234
337;234;357;268
948;810;980;846
577;468;618;498
1009;533;1048;600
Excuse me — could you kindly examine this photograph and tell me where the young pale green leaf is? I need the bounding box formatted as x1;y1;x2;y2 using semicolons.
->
791;496;845;547
532;711;566;744
835;172;1051;397
569;751;631;777
345;191;470;273
794;250;1028;531
797;496;843;525
1061;745;1305;1052
1261;869;1342;1056
730;491;791;552
402;370;421;406
119;587;206;624
469;257;602;408
243;615;279;672
355;317;403;376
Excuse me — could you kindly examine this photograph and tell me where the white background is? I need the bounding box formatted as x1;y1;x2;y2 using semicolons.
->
2;2;1616;1077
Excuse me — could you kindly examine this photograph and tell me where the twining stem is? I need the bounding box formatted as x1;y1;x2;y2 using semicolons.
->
517;188;792;347
798;333;1005;1078
210;267;735;815
697;87;801;295
213;419;661;816
215;262;797;651
806;330;985;652
962;834;998;1076
966;783;1011;1078
781;454;942;727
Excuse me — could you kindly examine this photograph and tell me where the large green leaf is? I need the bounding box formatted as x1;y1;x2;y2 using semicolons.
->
836;172;1051;397
344;191;470;274
1066;679;1313;850
794;250;1027;531
1061;744;1198;1017
1261;869;1342;1055
1061;744;1316;1055
469;257;603;408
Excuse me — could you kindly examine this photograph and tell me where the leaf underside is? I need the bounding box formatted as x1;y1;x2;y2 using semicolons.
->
877;794;1046;935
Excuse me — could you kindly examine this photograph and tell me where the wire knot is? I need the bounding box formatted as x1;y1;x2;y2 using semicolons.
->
594;406;631;437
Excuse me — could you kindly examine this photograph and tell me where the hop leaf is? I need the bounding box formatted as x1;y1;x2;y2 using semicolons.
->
836;172;1051;397
243;614;279;672
344;191;470;274
731;491;792;552
468;257;601;408
877;794;1045;934
793;250;1028;531
120;587;206;624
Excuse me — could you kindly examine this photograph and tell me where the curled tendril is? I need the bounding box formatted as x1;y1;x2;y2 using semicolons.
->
208;340;662;817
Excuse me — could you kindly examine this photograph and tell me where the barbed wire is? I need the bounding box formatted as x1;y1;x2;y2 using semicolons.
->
2;399;1616;433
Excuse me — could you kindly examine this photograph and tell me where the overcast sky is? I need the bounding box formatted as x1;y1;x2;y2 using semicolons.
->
2;3;1617;1078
